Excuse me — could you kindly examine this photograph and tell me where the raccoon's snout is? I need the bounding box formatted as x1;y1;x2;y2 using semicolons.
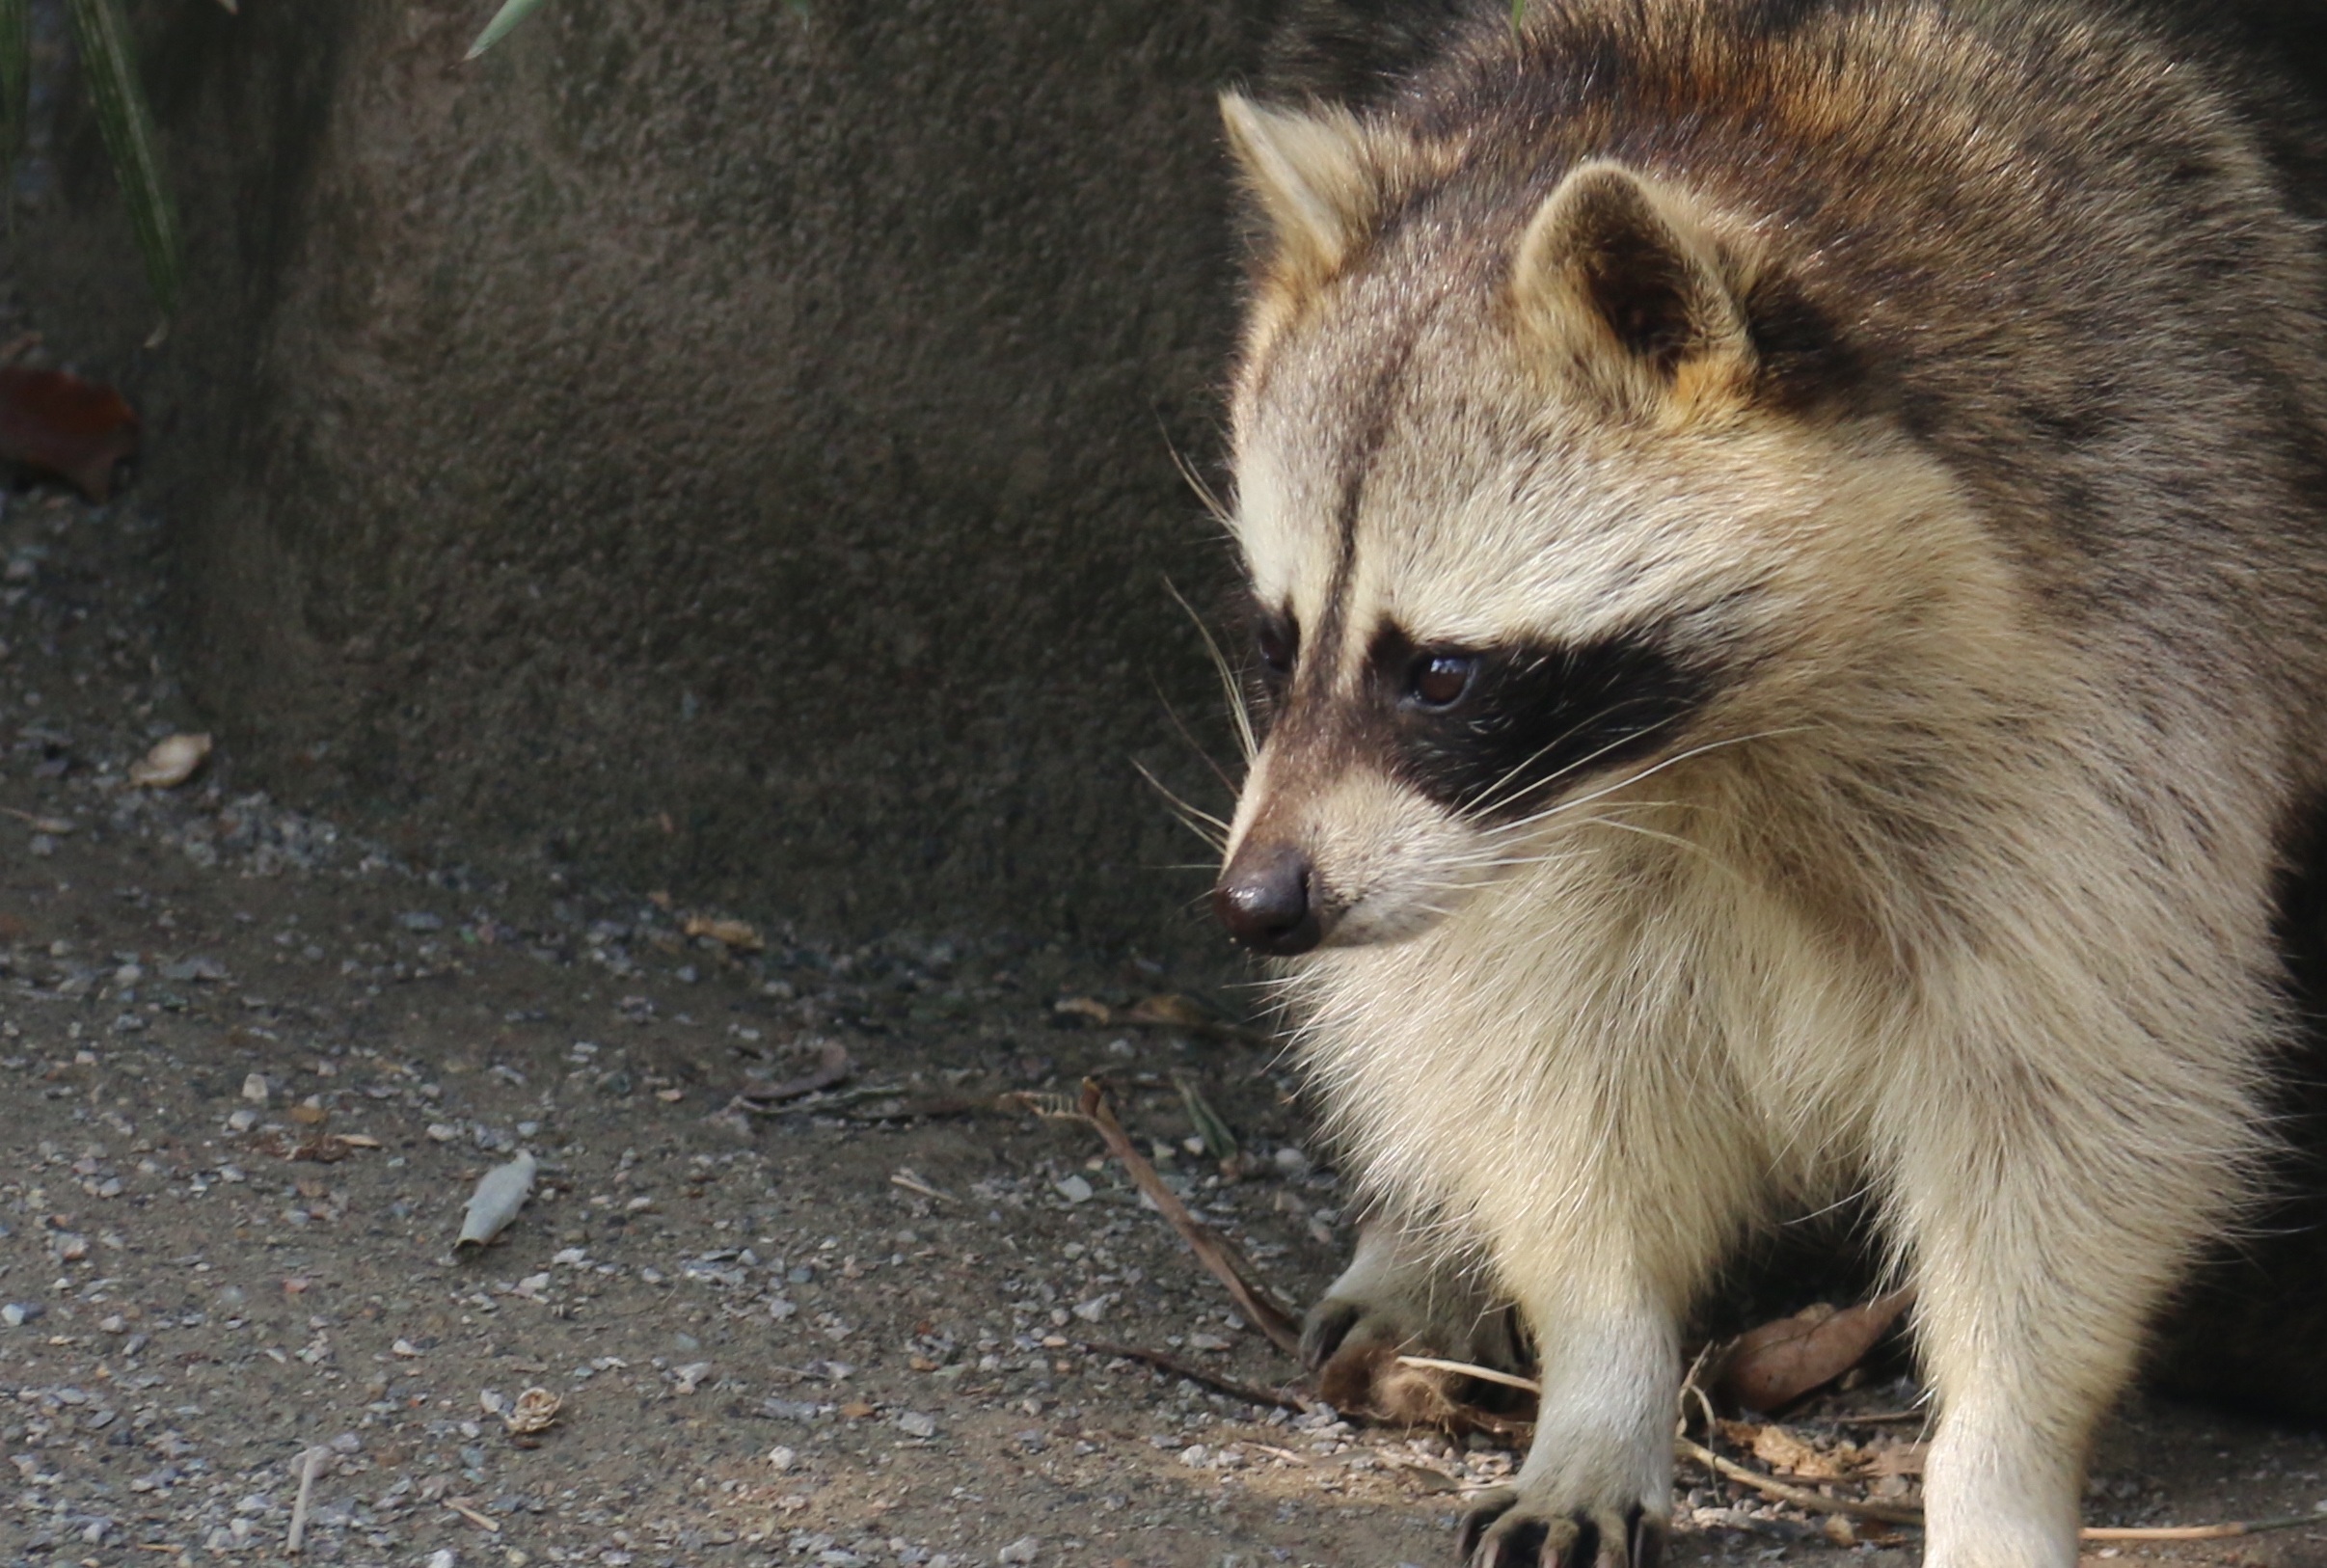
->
1213;843;1330;955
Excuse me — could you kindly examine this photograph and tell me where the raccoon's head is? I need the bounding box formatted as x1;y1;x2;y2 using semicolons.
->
1208;94;1998;956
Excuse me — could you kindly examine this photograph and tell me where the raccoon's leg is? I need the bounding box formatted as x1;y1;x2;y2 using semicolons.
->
1457;1174;1750;1567
1451;1284;1675;1563
1301;1217;1529;1420
1456;1282;1680;1568
1890;1081;2247;1568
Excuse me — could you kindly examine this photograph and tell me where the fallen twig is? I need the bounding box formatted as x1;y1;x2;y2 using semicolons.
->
1074;1338;1316;1413
847;1095;988;1122
2081;1518;2319;1542
1123;1013;1280;1049
1046;1078;1304;1355
285;1446;330;1554
1684;1433;2317;1541
1421;1354;2313;1544
734;1041;852;1106
1394;1354;1550;1395
888;1169;955;1203
1678;1435;1925;1527
443;1498;501;1533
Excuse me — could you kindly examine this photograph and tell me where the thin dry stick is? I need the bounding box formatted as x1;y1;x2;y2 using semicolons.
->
285;1446;330;1554
1117;1012;1280;1049
1075;1338;1316;1414
2082;1519;2319;1542
1689;1435;2319;1540
443;1498;501;1533
1424;1354;2315;1544
1678;1436;1926;1528
1071;1078;1305;1356
1394;1354;1547;1395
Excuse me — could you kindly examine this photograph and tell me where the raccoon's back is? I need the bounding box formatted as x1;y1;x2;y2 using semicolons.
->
1260;0;2327;118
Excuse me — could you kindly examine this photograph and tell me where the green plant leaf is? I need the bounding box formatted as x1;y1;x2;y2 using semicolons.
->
467;0;552;61
1174;1075;1240;1165
0;0;28;173
67;0;180;317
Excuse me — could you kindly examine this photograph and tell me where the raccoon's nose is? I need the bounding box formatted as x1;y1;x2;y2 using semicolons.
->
1213;844;1323;956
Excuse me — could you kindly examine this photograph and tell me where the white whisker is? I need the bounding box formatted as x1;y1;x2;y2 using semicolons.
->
1167;578;1259;766
1466;706;1688;820
1485;724;1818;841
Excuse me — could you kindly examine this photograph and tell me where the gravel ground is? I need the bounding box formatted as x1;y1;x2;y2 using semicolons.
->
0;399;2323;1568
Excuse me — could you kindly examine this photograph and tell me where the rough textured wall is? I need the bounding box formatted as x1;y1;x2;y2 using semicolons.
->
14;0;1269;949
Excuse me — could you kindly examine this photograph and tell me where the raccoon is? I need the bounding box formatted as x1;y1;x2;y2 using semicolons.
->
1205;3;2327;1565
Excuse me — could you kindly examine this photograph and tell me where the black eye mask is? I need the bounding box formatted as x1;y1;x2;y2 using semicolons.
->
1366;627;1707;822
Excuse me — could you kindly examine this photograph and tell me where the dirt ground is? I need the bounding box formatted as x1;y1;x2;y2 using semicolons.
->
1;437;2324;1568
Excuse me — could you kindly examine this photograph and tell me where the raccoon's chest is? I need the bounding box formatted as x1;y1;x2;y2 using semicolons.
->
1289;845;1883;1222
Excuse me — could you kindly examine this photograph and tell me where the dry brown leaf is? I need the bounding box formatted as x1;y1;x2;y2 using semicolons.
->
502;1387;561;1435
1126;993;1207;1027
129;733;211;789
1863;1440;1928;1476
0;366;138;500
737;1041;852;1105
1718;1288;1913;1412
1738;1422;1863;1479
681;914;763;951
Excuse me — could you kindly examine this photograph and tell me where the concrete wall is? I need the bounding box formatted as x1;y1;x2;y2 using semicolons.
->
15;0;1271;950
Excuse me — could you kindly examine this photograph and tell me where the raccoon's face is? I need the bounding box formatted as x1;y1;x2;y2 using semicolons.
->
1209;95;1978;956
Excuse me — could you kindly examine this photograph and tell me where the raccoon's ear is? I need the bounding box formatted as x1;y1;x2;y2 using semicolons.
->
1512;160;1751;401
1220;93;1381;284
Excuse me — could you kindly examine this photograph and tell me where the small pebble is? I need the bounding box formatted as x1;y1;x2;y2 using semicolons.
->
240;1072;269;1105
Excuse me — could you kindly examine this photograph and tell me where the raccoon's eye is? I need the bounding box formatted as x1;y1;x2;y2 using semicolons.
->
1256;615;1297;682
1408;652;1479;709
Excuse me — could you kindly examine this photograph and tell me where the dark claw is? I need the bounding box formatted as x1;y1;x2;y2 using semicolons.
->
1496;1518;1550;1567
1299;1299;1363;1369
1458;1491;1518;1560
1462;1504;1646;1568
1628;1503;1664;1568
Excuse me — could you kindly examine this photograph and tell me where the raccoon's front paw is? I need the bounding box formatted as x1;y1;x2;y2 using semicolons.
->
1301;1292;1529;1422
1458;1490;1664;1568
